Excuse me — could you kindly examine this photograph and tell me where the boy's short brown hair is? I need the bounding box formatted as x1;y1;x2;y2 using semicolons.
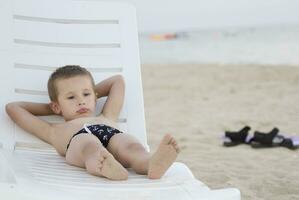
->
48;65;95;101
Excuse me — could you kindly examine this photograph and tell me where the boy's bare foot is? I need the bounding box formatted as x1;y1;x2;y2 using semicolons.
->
148;134;180;179
85;148;128;180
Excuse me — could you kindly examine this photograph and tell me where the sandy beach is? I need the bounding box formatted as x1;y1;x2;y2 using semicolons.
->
141;63;299;200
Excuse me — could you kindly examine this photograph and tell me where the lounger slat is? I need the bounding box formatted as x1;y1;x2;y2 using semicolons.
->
12;49;123;75
14;21;120;44
13;67;122;91
13;43;122;55
15;63;122;73
14;15;119;25
14;0;129;20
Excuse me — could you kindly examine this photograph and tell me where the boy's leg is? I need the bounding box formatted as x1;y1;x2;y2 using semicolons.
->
147;134;180;179
107;133;180;179
66;134;128;180
107;133;150;174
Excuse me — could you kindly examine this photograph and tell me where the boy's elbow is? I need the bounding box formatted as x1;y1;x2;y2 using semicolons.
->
5;103;15;115
115;75;125;85
114;74;124;80
5;102;21;115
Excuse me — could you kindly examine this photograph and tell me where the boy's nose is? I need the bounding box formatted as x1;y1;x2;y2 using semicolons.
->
78;98;85;106
78;102;85;106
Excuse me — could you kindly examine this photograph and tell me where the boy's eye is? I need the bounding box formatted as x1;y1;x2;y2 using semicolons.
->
84;93;90;96
67;96;74;100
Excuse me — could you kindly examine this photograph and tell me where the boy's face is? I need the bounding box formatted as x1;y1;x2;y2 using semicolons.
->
52;75;96;121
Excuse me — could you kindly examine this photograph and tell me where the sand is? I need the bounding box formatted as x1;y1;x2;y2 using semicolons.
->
141;64;299;200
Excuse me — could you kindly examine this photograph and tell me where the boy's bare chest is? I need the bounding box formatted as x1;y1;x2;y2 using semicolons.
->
51;115;117;155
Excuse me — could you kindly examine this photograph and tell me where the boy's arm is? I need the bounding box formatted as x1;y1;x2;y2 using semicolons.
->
5;102;55;144
95;75;125;121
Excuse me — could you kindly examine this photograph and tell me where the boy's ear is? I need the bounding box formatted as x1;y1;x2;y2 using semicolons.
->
95;92;99;99
49;102;61;115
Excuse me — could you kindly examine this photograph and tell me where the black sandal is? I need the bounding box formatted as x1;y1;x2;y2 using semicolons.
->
250;127;299;150
223;126;251;147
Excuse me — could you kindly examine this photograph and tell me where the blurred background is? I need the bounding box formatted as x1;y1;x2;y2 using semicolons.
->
113;0;299;65
107;2;299;199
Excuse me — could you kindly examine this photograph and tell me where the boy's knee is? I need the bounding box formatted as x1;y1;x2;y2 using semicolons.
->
82;141;102;155
124;142;145;152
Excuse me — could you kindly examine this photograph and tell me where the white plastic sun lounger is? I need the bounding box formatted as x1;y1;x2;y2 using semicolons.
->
0;0;241;199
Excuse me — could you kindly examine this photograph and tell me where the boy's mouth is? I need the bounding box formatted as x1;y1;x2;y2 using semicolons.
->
77;108;89;114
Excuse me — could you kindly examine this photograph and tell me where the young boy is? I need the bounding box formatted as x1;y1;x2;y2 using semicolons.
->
6;65;180;180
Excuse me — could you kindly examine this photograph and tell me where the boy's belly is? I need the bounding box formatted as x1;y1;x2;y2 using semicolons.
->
51;115;118;156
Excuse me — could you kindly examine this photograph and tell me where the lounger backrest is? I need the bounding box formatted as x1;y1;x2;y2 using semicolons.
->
0;0;148;151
